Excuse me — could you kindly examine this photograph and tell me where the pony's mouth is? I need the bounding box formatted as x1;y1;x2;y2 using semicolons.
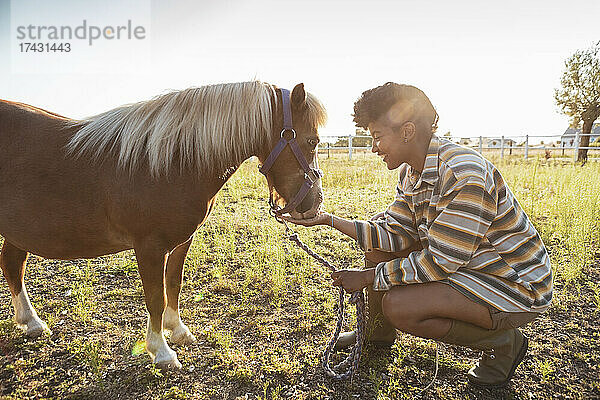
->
290;208;317;220
270;187;320;220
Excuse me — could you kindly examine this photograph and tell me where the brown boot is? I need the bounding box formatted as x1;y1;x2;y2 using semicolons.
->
334;261;396;350
441;320;529;387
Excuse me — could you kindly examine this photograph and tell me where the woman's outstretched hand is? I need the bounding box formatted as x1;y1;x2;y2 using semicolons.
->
281;211;332;227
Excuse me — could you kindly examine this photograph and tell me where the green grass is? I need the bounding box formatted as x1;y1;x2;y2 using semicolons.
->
0;154;599;399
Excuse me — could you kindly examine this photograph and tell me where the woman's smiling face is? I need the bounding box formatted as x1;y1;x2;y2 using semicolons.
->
368;119;411;170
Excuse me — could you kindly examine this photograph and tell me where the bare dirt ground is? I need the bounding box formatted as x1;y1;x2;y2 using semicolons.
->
0;251;598;400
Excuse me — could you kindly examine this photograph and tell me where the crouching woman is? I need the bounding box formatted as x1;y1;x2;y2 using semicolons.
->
284;82;552;387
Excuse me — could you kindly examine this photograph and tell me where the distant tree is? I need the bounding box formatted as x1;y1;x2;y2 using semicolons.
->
554;43;600;161
333;137;348;147
334;128;372;148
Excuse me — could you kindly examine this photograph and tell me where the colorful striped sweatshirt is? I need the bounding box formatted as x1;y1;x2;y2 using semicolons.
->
354;135;552;313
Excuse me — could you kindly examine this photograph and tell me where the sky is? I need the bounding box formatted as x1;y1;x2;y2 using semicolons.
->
1;0;599;142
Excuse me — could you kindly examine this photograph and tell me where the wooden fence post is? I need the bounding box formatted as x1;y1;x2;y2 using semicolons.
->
574;131;580;162
348;135;353;161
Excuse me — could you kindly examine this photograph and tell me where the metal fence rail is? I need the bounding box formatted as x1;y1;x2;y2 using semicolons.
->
318;133;599;161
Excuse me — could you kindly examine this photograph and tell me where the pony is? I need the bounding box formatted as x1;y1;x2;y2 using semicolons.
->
0;81;326;368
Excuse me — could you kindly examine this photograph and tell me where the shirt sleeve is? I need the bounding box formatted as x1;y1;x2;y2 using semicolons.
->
354;186;418;253
373;175;497;290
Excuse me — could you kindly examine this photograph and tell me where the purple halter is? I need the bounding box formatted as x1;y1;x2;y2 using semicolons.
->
259;88;323;216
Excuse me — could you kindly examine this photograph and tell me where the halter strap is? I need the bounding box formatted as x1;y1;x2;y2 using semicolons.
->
258;88;323;215
281;88;293;131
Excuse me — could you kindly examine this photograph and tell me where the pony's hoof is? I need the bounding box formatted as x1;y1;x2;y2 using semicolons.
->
155;357;182;370
171;327;196;345
153;347;182;370
21;318;51;338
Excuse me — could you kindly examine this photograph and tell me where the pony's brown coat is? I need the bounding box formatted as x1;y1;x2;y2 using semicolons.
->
0;81;326;367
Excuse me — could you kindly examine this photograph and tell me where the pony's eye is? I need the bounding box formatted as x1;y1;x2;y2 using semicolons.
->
308;138;319;147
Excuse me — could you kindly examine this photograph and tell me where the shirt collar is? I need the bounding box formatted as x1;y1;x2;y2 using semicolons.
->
409;134;440;189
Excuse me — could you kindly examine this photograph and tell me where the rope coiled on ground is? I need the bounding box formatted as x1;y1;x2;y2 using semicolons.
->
287;232;366;381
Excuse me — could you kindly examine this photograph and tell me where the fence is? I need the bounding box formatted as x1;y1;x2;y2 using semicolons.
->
318;133;600;161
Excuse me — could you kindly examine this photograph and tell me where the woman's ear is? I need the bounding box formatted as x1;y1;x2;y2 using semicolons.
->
402;122;417;142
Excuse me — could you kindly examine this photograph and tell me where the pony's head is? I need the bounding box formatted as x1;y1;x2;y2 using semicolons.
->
258;83;327;219
67;80;326;220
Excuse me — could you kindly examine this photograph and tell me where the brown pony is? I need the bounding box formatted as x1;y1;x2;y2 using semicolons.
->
0;81;326;368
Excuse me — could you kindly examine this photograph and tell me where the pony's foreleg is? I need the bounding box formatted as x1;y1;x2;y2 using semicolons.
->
163;237;196;345
0;241;50;337
134;243;181;369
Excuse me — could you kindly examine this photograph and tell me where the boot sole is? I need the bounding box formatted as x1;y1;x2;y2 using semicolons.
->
468;334;529;388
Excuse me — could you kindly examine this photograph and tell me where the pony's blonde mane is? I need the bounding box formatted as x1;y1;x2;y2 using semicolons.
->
68;81;326;176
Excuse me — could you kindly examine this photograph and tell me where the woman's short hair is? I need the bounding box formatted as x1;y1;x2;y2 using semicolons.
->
353;83;438;134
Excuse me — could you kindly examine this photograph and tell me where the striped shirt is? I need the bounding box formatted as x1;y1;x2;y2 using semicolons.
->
354;135;552;313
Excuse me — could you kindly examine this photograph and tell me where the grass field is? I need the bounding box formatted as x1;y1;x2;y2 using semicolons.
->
1;155;599;399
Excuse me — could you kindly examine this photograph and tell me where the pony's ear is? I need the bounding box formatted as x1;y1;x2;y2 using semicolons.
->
291;83;306;108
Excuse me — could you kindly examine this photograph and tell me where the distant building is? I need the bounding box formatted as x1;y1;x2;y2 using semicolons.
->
457;137;476;146
560;123;600;147
486;138;515;148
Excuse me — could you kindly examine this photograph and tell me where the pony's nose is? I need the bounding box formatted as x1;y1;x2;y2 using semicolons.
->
296;195;314;214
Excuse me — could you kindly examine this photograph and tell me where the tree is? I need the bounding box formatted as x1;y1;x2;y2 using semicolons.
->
554;42;600;162
333;128;372;148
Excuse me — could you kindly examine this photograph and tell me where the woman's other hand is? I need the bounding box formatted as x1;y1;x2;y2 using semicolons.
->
331;268;375;293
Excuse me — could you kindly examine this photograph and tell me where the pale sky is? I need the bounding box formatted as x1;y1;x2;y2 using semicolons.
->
1;0;598;142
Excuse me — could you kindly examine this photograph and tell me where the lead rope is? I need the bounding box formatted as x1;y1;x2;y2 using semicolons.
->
421;342;440;393
269;210;440;389
287;231;366;381
270;211;366;381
